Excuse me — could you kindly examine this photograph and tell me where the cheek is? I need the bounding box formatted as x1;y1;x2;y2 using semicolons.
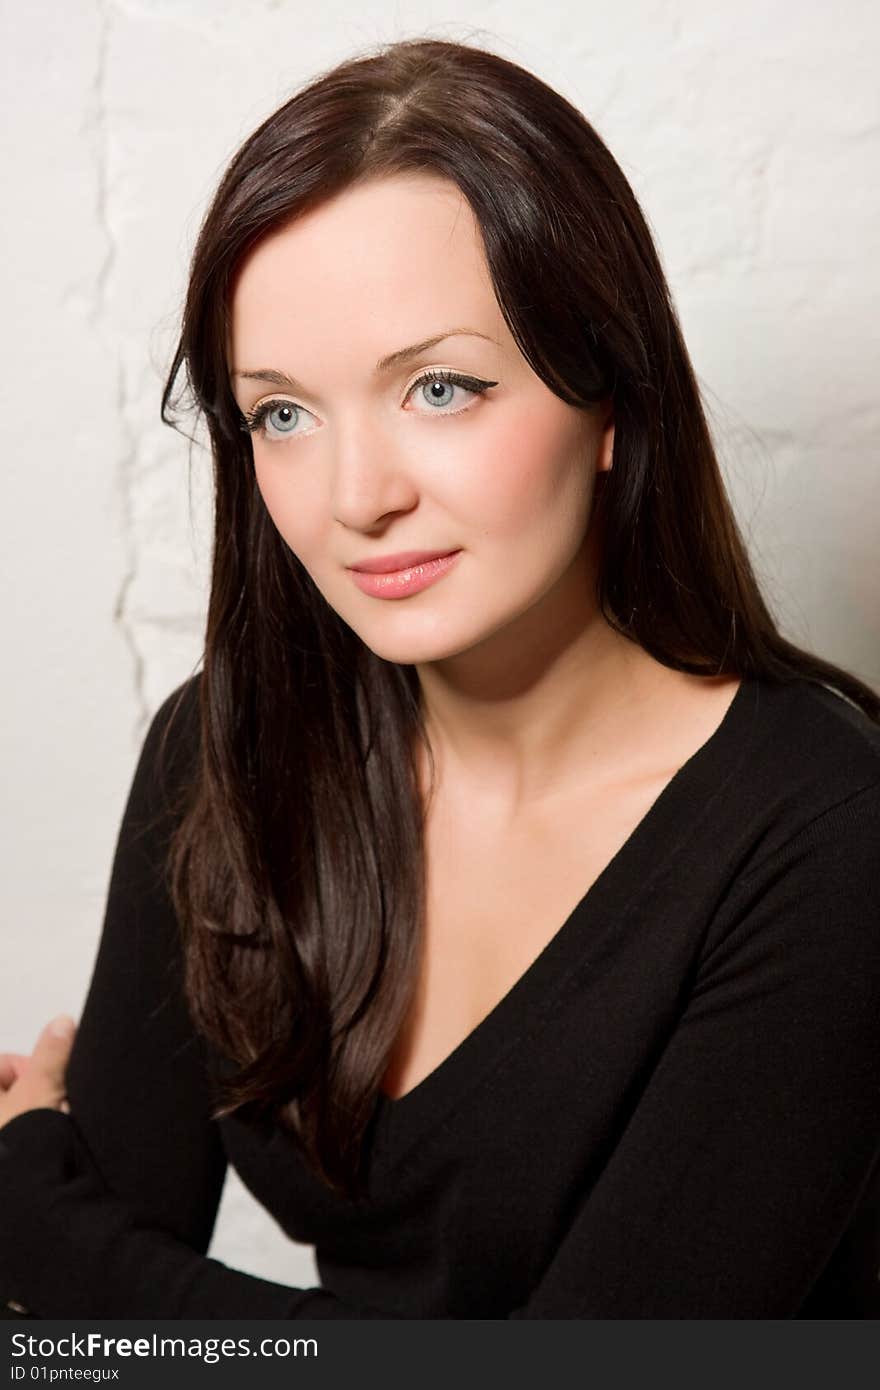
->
462;403;592;537
253;458;323;557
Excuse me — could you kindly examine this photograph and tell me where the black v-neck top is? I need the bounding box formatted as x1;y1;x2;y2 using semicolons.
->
2;671;879;1319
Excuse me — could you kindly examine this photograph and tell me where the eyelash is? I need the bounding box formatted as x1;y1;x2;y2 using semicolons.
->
239;368;496;442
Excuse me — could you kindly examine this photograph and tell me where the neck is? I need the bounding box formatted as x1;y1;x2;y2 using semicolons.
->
414;558;678;820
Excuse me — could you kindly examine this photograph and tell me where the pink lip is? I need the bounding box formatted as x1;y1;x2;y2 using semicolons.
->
348;550;462;599
349;549;459;574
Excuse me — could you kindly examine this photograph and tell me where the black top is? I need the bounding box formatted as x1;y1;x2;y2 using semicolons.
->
2;672;879;1319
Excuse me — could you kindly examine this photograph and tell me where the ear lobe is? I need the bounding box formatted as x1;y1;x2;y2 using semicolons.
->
598;420;614;473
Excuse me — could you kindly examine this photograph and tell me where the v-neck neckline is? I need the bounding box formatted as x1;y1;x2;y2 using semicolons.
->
368;674;759;1158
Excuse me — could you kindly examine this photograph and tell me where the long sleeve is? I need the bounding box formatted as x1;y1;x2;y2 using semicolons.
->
0;1108;325;1317
502;780;880;1318
2;698;879;1315
0;678;341;1318
60;677;225;1252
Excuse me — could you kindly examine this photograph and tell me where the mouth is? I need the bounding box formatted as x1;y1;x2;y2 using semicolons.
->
348;548;460;574
347;550;463;599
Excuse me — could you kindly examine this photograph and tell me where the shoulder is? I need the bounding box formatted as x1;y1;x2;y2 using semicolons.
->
738;673;880;775
151;671;202;736
692;679;880;995
722;675;880;873
148;672;202;758
129;672;203;828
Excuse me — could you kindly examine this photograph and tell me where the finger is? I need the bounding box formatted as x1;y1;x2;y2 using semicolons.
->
0;1054;31;1089
27;1017;77;1099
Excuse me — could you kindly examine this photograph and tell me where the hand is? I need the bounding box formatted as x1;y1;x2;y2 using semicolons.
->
0;1016;76;1132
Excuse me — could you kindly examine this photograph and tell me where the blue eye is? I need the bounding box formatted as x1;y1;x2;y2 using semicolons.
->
240;399;317;441
420;379;456;408
406;368;497;414
239;369;497;443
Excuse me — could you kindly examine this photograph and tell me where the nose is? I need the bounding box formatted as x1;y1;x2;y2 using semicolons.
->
329;412;419;532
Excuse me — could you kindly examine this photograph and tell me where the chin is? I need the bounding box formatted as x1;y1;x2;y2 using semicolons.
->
336;577;554;666
337;608;491;667
353;630;475;666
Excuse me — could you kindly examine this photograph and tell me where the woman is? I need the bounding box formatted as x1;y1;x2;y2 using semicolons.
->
1;37;878;1319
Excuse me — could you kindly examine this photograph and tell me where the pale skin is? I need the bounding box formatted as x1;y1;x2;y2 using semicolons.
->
0;1018;74;1130
228;172;742;1099
0;171;740;1119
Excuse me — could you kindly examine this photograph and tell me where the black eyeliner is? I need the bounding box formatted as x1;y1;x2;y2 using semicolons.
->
239;369;498;439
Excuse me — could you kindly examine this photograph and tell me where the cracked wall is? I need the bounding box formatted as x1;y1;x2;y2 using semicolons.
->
2;0;878;1292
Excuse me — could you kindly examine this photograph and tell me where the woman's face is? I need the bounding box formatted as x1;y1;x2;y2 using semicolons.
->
228;172;613;666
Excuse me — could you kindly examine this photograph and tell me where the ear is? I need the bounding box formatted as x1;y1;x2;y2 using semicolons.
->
596;400;615;474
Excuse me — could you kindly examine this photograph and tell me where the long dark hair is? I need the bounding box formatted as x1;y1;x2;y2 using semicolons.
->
157;36;879;1201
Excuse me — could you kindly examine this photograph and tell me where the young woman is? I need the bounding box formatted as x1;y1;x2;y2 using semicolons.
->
1;37;878;1320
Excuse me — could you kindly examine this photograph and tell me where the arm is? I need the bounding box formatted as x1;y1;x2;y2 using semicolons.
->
61;676;226;1253
2;740;879;1316
505;779;880;1317
1;678;326;1318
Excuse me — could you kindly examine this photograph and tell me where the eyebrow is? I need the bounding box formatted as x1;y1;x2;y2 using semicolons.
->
232;328;497;392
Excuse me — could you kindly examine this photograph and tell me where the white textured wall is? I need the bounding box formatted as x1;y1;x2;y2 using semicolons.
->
2;0;878;1288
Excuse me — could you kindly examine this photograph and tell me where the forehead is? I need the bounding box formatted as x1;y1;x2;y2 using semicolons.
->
228;174;507;366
